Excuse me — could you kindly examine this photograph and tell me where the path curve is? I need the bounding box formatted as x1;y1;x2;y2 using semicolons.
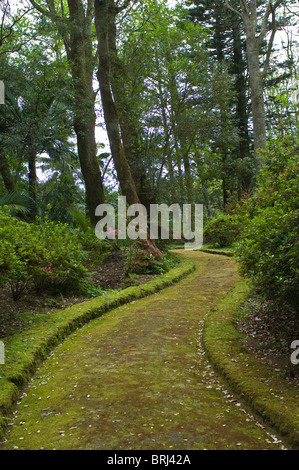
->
2;251;288;450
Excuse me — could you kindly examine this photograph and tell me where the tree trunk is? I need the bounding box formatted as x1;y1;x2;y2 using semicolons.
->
74;118;105;226
29;0;106;224
67;0;105;226
107;6;155;209
28;150;37;203
245;29;267;161
94;0;140;206
225;0;284;169
231;16;252;195
232;20;250;159
0;151;16;192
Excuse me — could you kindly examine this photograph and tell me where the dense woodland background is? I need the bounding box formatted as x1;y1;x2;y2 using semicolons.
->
0;0;298;324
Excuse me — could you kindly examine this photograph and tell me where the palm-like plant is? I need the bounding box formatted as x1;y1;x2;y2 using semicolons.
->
0;191;42;217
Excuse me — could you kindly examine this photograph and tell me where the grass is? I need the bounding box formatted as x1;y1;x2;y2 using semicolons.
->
198;244;234;256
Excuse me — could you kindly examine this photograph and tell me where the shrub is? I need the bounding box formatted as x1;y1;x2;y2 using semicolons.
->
29;219;88;293
0;211;89;299
0;210;31;298
235;135;299;311
203;214;240;247
76;229;112;266
125;239;168;275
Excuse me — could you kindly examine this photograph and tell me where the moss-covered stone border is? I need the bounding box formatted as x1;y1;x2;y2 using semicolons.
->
0;253;195;439
198;247;234;257
202;281;299;450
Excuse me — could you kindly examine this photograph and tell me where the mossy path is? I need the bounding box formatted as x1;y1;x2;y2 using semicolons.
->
2;251;288;450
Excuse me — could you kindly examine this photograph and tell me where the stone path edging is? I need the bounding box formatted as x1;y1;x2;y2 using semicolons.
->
203;281;299;449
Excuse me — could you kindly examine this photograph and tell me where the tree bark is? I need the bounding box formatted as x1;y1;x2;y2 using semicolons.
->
28;150;37;203
244;26;267;160
225;0;284;170
67;0;105;226
231;16;250;155
94;0;140;206
231;15;252;195
29;0;105;226
107;5;155;209
0;151;16;192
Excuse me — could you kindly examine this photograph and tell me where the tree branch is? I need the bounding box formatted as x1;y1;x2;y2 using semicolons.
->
28;0;54;19
225;0;243;18
261;2;277;78
240;0;250;17
258;0;284;45
0;5;34;47
29;0;71;57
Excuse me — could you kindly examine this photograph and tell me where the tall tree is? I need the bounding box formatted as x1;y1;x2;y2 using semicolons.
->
106;1;156;209
188;0;253;197
29;0;105;225
117;1;237;210
94;0;141;206
225;0;285;167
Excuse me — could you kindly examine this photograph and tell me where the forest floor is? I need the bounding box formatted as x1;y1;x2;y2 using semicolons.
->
235;296;299;387
1;251;296;450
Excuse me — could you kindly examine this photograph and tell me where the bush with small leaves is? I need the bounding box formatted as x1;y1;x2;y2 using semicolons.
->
0;210;89;299
235;135;299;311
203;214;240;247
125;239;168;275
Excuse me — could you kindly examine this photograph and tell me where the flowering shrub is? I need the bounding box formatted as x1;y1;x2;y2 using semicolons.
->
125;239;168;275
0;210;89;299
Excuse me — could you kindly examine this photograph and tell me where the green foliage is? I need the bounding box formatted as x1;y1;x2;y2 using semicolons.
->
235;135;299;311
0;191;42;217
125;239;169;275
0;210;89;299
118;0;238;208
76;229;112;267
203;214;240;247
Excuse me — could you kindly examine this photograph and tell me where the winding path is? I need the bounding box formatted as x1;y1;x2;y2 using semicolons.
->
2;251;287;450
